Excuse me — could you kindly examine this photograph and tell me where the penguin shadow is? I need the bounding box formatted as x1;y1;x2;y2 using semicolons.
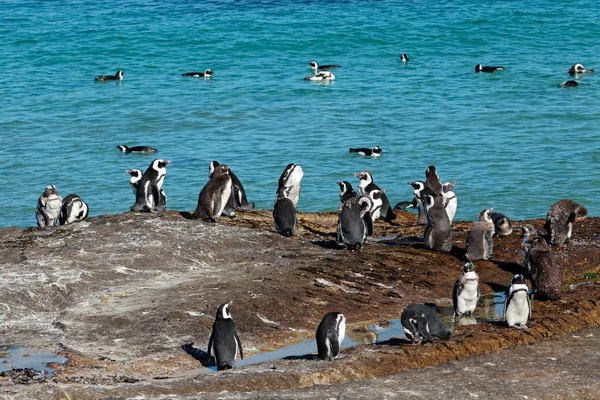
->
302;225;336;238
484;281;509;293
282;353;320;361
450;245;467;260
312;240;343;250
179;211;197;220
490;260;527;276
181;343;215;367
376;337;412;346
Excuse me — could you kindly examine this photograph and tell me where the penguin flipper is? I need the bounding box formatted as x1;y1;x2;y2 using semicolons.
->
207;331;214;358
329;333;340;359
452;279;462;315
503;294;510;322
415;314;435;342
234;331;244;360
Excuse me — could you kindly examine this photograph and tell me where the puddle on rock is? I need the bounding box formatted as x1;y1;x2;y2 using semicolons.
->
0;346;68;377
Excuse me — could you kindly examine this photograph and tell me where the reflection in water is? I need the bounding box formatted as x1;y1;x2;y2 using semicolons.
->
0;346;68;376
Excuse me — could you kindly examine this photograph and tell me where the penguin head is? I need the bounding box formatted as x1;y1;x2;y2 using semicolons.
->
211;165;231;178
462;261;475;274
204;69;213;77
43;185;59;197
442;181;456;193
478;207;493;222
475;64;483;72
372;146;382;154
399;53;409;63
408;181;425;192
208;161;220;177
511;274;526;286
354;171;372;184
569;63;585;74
308;61;319;69
150;159;171;176
117;145;129;152
425;165;438;179
336;181;353;194
358;196;372;218
125;169;143;183
216;301;233;320
116;70;124;79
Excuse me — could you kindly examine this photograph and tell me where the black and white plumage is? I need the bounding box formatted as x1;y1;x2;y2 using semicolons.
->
182;69;213;78
308;61;341;71
316;312;346;361
336;181;357;203
504;274;532;329
273;185;297;237
491;211;513;236
95;70;124;81
474;64;505;73
399;53;409;63
304;70;335;81
522;228;561;301
126;169;143;197
276;163;303;208
348;146;382;157
196;165;233;222
568;63;594;76
58;194;89;225
207;302;244;371
423;194;452;252
442;181;457;223
544;199;588;247
209;161;255;213
560;80;579;88
453;262;480;317
130;159;171;213
401;303;451;344
354;171;396;221
117;145;158;154
466;207;495;261
337;194;373;250
35;185;63;228
407;181;428;225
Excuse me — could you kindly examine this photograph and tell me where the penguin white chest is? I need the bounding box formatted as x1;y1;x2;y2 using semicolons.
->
216;183;232;216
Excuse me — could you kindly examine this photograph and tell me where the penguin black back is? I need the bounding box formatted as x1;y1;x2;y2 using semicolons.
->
316;312;346;361
207;302;243;371
336;181;357;203
273;186;297;237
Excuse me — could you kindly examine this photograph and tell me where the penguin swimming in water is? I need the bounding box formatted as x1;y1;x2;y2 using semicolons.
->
182;69;213;78
36;185;63;228
273;185;298;237
117;145;158;154
316;312;346;361
504;274;532;329
453;262;480;317
545;199;588;246
466;207;495;261
491;211;513;236
95;70;124;81
348;146;382;157
568;63;594;76
401;303;451;344
58;194;89;225
304;70;335;81
336;181;357;203
522;229;561;301
130;159;171;213
209;161;255;212
337;194;373;250
196;164;233;222
423;193;452;252
474;64;505;73
399;53;409;63
207;301;244;371
354;171;396;221
308;61;341;71
560;80;579;88
442;181;457;223
277;163;303;208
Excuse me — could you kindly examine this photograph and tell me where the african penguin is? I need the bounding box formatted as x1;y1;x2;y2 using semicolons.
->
207;301;244;371
453;262;480;317
35;185;63;228
407;181;428;225
336;181;358;203
337;194;373;250
504;274;532;329
195;164;233;222
354;171;396;221
130;159;171;213
273;185;298;237
424;165;443;196
308;61;341;71
423;194;452;252
401;303;451;344
210;161;255;212
117;145;158;154
277;163;303;208
182;69;213;78
126;169;143;197
466;207;495;261
95;70;124;81
304;70;335;81
399;53;409;63
474;64;505;73
545;199;588;246
316;312;346;361
59;194;89;225
560;80;579;88
348;146;382;157
491;211;513;236
442;181;457;223
568;63;594;76
522;229;561;301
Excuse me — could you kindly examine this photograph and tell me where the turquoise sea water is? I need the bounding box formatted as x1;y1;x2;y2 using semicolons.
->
2;0;599;228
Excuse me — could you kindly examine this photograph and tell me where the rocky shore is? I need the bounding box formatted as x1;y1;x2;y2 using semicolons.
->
0;210;599;399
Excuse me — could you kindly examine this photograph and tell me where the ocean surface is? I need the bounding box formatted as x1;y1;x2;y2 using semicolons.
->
2;0;599;228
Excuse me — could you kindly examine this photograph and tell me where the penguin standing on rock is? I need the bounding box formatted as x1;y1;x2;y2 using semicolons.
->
354;171;396;221
545;199;588;246
504;274;532;329
522;229;561;301
401;303;451;344
277;164;303;208
423;194;452;252
273;185;298;237
316;312;346;361
491;212;513;236
126;169;143;197
195;165;233;222
130;159;171;212
207;302;244;371
209;161;255;213
407;181;428;225
453;262;480;317
466;207;495;261
36;185;63;227
337;194;373;250
442;181;457;223
336;181;357;203
59;194;89;225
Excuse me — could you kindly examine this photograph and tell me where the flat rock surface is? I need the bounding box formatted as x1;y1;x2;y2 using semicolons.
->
0;210;599;399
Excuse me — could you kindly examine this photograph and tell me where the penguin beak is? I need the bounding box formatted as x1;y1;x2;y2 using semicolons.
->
165;160;172;165
227;300;233;307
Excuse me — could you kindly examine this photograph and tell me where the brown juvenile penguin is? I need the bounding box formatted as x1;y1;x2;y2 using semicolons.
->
491;212;513;237
424;165;443;196
545;199;588;246
423;194;452;252
523;231;561;301
195;165;233;222
466;207;495;261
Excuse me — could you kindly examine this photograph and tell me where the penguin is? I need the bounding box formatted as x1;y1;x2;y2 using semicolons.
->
568;63;594;76
474;64;505;73
545;199;588;246
336;181;357;203
58;194;89;225
399;53;409;63
182;69;213;78
523;232;561;301
503;274;532;329
195;164;233;222
117;145;158;154
491;211;513;237
407;181;428;225
424;165;443;196
276;163;303;208
348;146;382;157
560;80;579;88
316;312;346;361
401;303;451;344
337;194;373;250
207;301;244;371
354;171;396;221
304;70;335;81
423;194;452;252
442;181;457;223
130;159;171;213
453;262;480;317
308;61;341;71
273;185;297;237
465;207;495;261
209;161;255;212
35;185;63;228
95;70;124;81
126;169;143;197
